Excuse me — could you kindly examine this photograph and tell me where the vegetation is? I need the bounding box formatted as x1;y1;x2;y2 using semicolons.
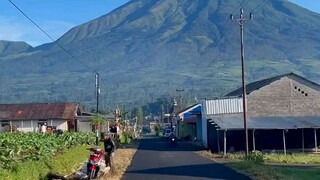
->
225;151;320;179
0;145;90;180
90;113;106;133
0;132;95;170
155;123;163;137
135;107;144;125
225;151;320;164
228;161;320;180
199;150;320;179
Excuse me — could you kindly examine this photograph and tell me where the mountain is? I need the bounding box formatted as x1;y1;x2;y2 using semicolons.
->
0;40;32;56
1;0;320;112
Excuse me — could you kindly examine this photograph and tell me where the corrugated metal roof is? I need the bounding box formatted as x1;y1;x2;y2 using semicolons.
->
0;102;79;121
208;114;320;130
178;104;201;118
204;97;243;115
225;72;320;97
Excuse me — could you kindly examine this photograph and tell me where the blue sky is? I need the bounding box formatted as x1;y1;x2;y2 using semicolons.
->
0;0;319;47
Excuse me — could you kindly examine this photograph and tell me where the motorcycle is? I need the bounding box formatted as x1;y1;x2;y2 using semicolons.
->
170;136;176;147
86;147;105;180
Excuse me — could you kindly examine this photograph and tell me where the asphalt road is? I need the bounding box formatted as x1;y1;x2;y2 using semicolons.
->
122;135;250;180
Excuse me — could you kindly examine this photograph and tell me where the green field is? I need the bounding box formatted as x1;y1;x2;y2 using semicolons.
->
0;132;96;179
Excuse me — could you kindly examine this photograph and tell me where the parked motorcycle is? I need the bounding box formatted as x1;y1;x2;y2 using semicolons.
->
86;147;105;180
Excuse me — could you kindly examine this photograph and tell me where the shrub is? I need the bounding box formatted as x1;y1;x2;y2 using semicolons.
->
120;133;132;144
246;151;265;164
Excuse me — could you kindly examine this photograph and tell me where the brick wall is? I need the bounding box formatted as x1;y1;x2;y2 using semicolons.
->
247;77;320;116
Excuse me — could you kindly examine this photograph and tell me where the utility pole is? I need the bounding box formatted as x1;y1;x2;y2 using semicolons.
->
176;87;185;110
95;73;100;146
230;8;253;156
95;73;100;114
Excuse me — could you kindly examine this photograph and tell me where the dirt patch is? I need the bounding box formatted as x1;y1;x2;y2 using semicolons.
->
101;144;138;180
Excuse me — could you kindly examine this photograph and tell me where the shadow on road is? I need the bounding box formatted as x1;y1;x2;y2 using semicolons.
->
125;163;250;179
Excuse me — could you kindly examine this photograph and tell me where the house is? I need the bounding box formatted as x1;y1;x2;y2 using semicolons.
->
0;102;81;132
201;97;243;149
175;104;201;141
77;113;115;133
202;73;320;154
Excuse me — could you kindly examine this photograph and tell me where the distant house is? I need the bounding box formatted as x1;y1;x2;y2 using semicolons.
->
0;102;81;133
175;104;201;140
77;113;114;133
202;73;320;154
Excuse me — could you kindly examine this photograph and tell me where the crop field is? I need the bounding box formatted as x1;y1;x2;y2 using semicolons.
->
0;132;95;170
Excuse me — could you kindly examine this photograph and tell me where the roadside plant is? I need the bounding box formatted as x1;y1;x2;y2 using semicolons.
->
246;150;265;164
0;132;95;170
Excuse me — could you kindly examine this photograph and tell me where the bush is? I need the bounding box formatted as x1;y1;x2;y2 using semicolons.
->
120;133;132;144
246;151;265;164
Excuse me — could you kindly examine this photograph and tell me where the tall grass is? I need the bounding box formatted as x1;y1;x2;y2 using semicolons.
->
225;151;320;164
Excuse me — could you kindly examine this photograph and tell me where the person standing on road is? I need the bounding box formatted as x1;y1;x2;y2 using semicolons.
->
103;134;115;168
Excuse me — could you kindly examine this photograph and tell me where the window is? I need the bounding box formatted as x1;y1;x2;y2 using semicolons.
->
1;120;10;127
38;120;48;126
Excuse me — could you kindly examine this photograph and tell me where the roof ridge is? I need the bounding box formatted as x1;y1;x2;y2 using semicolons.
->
225;72;308;97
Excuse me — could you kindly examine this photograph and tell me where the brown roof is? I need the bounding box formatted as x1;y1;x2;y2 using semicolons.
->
0;102;79;121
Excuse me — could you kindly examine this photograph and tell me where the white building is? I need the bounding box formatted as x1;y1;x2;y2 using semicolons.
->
0;102;81;133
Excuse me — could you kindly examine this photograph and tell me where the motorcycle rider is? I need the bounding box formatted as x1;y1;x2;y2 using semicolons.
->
103;134;115;168
170;132;176;147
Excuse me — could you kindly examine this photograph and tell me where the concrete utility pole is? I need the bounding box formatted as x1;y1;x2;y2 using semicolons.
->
95;73;100;146
230;8;253;156
176;87;185;110
95;73;100;114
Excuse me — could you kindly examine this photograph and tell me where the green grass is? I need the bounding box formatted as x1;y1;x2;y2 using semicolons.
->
223;152;320;179
228;161;320;180
0;145;90;180
225;152;320;164
264;153;320;164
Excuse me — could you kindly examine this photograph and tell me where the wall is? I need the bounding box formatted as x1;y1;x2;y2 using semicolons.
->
178;121;195;140
201;101;208;148
248;77;320;116
0;119;68;132
78;121;92;132
196;115;202;141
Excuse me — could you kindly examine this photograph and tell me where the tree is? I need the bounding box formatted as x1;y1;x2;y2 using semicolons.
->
90;114;106;131
136;107;144;125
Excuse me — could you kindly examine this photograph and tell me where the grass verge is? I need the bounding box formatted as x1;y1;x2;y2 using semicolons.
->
197;151;320;180
0;145;89;180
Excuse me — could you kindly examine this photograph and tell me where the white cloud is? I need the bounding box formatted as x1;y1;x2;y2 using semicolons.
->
0;16;75;47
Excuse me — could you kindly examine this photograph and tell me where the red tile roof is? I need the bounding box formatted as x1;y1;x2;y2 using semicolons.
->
0;102;79;121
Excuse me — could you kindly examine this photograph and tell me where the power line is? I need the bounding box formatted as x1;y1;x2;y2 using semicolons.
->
230;0;250;17
203;0;251;64
249;0;269;13
206;0;269;64
8;0;97;74
8;0;114;109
